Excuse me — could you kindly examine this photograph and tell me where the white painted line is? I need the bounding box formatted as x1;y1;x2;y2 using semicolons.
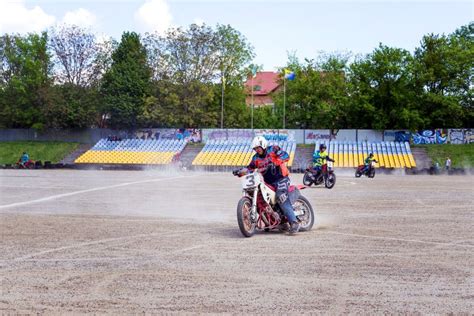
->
0;174;200;210
326;231;474;249
172;245;204;254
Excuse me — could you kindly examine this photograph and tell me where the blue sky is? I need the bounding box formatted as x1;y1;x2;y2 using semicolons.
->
1;0;472;70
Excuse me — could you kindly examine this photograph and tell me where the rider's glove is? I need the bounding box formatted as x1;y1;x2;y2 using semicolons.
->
232;169;240;176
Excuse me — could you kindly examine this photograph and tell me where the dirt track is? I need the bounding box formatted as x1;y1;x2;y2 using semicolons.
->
0;169;473;314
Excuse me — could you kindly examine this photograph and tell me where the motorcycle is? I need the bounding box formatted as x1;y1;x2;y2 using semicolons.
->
303;161;336;189
233;169;315;237
355;161;376;178
16;160;35;169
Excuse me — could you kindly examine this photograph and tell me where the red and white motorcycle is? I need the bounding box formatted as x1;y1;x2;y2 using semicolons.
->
234;170;315;237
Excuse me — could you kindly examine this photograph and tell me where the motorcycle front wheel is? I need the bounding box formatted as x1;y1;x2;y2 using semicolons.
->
293;196;314;231
368;169;375;178
325;173;336;189
303;172;314;186
355;170;362;178
237;197;256;237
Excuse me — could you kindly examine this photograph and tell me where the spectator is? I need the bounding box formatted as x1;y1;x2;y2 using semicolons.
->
445;157;451;171
17;151;32;168
433;161;440;175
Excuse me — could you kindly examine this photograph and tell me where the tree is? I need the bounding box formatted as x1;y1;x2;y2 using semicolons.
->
272;54;351;129
0;32;51;128
142;24;255;128
413;22;473;128
49;25;100;86
348;44;423;129
101;32;151;129
42;83;100;129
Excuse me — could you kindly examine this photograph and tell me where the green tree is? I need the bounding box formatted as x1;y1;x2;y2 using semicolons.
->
101;32;151;129
349;44;423;129
414;22;473;127
0;32;51;128
42;83;100;129
272;53;351;129
143;24;254;128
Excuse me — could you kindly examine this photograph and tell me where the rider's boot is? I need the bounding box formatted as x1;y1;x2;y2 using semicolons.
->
289;221;300;234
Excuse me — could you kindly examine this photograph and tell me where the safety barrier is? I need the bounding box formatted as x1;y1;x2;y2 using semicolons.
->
313;140;416;168
192;139;297;167
75;139;187;164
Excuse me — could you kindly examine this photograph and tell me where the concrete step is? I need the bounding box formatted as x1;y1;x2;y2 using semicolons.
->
179;143;204;168
411;147;432;170
61;143;93;164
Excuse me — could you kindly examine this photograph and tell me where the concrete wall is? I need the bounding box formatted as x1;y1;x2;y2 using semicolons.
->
1;128;472;144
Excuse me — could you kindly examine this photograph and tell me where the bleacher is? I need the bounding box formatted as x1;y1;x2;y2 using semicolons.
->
75;139;187;164
192;139;297;167
314;140;416;168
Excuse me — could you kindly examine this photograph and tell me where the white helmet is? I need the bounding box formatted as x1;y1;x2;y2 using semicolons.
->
251;136;268;150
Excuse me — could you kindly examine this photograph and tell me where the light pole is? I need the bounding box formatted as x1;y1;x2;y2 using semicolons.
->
283;76;286;129
220;69;225;129
251;74;254;129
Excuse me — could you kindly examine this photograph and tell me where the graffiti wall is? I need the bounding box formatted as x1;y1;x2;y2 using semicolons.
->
133;128;201;142
448;129;464;144
464;129;474;144
202;129;254;142
304;130;332;143
202;129;304;142
332;129;357;141
254;129;298;142
383;130;411;142
358;130;383;142
1;128;472;144
412;129;447;144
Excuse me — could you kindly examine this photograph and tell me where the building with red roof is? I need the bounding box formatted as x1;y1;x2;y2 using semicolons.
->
244;71;281;107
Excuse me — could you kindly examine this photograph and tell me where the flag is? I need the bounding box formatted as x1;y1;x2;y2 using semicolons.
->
284;68;295;81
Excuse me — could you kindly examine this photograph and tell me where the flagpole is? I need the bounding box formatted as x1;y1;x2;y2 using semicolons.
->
251;75;254;129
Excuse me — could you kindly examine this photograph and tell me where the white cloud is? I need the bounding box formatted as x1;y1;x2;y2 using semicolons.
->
0;0;55;34
61;8;97;28
134;0;173;34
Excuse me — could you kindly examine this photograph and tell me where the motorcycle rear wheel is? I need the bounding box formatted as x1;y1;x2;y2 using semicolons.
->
302;172;313;186
237;197;256;237
293;196;314;231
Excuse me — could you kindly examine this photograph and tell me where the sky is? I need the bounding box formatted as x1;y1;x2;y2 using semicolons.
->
1;0;472;70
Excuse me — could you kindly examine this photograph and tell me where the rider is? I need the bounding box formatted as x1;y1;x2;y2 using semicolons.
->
18;151;30;168
312;143;334;179
234;136;301;234
363;153;378;173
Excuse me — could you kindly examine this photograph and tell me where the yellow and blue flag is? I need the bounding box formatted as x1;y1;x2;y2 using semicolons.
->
284;68;295;80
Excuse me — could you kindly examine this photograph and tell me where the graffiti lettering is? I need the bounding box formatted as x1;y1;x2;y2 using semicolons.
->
448;129;464;144
412;129;447;144
465;129;474;144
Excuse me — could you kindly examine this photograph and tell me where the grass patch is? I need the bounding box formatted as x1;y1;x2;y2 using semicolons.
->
413;144;474;168
0;141;80;164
